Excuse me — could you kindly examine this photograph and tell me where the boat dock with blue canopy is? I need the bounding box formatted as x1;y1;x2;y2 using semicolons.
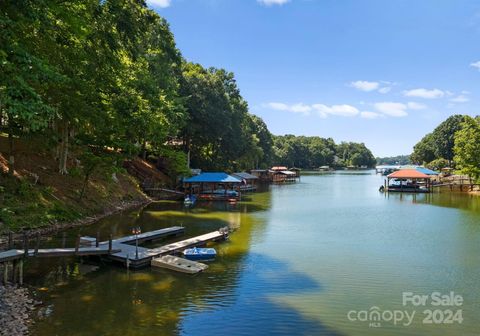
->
183;172;243;201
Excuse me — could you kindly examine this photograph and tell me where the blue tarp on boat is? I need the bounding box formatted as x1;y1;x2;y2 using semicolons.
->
183;172;242;183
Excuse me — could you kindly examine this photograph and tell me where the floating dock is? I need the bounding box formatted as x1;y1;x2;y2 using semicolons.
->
151;255;208;274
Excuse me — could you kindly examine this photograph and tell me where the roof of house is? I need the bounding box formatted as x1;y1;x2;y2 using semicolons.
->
278;170;297;175
271;166;288;171
388;169;430;179
183;172;242;183
233;172;258;180
415;167;439;175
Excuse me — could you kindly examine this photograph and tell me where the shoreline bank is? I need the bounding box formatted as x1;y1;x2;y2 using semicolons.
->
0;197;152;250
0;285;37;336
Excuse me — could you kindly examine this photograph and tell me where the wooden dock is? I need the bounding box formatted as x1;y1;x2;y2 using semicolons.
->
1;226;228;282
107;229;228;268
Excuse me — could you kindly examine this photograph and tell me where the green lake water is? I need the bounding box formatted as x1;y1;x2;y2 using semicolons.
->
27;171;480;335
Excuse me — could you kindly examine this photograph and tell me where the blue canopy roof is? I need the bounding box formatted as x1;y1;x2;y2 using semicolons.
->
415;167;438;175
183;172;242;183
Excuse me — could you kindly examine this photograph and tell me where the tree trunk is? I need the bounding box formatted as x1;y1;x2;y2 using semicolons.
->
8;129;14;176
141;140;147;160
58;122;69;175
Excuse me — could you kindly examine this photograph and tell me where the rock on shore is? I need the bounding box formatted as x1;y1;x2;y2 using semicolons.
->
0;285;35;336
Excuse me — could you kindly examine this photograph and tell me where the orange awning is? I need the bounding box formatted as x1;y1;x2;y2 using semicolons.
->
387;169;429;179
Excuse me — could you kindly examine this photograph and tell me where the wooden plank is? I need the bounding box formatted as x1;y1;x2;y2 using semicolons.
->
110;226;184;245
0;250;24;262
146;231;226;258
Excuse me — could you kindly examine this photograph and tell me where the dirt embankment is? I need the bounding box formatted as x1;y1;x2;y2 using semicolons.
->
0;135;172;236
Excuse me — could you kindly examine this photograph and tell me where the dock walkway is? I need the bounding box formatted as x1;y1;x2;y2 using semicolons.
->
1;226;228;269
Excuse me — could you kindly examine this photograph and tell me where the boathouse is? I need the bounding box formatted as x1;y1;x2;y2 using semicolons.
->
183;172;242;200
233;172;259;191
386;169;432;193
250;169;270;181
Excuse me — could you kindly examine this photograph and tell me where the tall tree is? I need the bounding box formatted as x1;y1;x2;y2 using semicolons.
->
454;116;480;181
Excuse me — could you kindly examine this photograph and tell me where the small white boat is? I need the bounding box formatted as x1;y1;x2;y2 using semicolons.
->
151;255;208;274
184;195;197;206
183;247;217;261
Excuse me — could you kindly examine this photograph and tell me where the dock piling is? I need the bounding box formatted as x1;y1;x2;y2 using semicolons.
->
75;235;80;254
108;234;113;253
35;233;40;256
8;231;13;249
96;231;100;248
23;232;28;257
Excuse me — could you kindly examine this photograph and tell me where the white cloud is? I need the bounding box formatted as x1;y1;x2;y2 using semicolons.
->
350;81;380;92
470;61;480;70
360;111;383;119
378;87;392;94
450;95;470;103
147;0;171;8
407;102;427;110
257;0;290;6
264;102;311;115
403;88;445;99
312;104;359;117
266;102;289;111
373;102;408;117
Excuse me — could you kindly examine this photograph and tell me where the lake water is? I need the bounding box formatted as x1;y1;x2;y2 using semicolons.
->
28;171;480;335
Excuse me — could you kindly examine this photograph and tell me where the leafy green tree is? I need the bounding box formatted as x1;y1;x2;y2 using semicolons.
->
432;115;466;164
411;133;436;165
454;116;480;181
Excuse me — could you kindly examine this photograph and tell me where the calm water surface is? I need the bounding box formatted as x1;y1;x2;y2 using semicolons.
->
28;172;480;335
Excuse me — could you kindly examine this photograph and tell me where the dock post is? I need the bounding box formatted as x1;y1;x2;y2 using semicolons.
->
18;259;23;285
75;235;80;254
12;260;17;284
35;233;40;256
8;231;13;249
3;262;9;285
108;234;113;253
23;232;28;257
96;231;100;248
126;254;130;270
61;232;66;248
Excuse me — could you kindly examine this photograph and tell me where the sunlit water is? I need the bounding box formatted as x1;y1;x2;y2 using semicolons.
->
27;171;480;335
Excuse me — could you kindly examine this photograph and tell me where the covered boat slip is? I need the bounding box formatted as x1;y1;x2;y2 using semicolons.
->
233;172;258;192
183;172;243;201
385;169;434;193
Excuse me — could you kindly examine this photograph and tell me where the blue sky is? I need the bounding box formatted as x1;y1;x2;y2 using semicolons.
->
148;0;480;157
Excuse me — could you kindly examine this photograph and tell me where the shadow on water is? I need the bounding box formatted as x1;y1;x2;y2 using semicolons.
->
29;252;342;336
385;191;480;213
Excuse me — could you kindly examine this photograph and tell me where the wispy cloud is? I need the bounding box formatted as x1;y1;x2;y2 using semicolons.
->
257;0;290;6
360;111;383;119
312;104;359;118
265;99;428;119
373;102;409;117
350;80;392;94
147;0;171;8
450;95;470;103
470;61;480;71
403;88;445;99
264;102;311;115
406;102;427;110
350;81;379;92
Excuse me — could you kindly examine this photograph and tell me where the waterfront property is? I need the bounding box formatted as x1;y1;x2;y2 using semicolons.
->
183;172;243;201
385;169;432;193
250;169;270;181
233;172;259;191
271;169;298;183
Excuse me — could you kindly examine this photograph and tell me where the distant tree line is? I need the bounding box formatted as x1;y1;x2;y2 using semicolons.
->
272;135;376;169
411;115;480;181
376;155;411;166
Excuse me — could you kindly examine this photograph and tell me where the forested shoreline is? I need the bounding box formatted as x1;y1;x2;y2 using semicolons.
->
0;0;377;231
411;115;480;181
